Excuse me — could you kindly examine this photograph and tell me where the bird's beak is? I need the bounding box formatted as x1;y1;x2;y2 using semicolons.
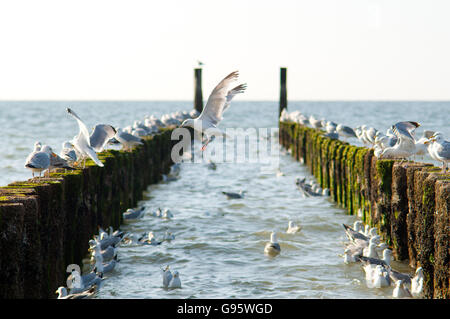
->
51;152;57;158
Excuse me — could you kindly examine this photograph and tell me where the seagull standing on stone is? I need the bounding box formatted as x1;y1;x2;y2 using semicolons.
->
24;141;50;177
425;132;449;173
114;128;143;152
180;71;247;151
264;231;281;257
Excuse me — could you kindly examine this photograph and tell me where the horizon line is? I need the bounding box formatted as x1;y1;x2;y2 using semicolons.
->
0;99;449;103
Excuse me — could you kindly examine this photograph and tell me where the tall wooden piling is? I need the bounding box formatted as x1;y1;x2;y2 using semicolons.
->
279;67;287;117
194;68;203;113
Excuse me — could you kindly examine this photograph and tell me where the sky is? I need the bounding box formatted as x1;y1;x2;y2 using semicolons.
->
0;0;449;101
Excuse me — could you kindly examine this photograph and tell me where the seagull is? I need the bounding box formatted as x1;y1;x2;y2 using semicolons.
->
66;108;105;167
411;267;424;298
222;191;246;199
43;145;75;173
89;124;117;152
393;279;412;298
92;247;119;274
286;221;302;234
24;141;50;177
264;231;281;257
55;285;98;299
343;223;369;243
388;268;413;289
425;132;449;172
414;130;435;159
90;244;117;262
138;231;162;246
59;141;78;164
344;236;380;262
309;115;322;129
180;71;247;151
168;270;182;288
67;269;104;294
343;248;360;264
372;265;391;288
161;265;173;288
358;248;392;267
380;121;420;160
362;240;379;258
115;128;144;152
162;208;173;219
152;207;163;218
123;207;146;220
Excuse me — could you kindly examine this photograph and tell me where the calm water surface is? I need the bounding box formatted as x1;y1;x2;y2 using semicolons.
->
0;101;448;298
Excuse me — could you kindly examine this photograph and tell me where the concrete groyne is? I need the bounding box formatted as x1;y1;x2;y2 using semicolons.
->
0;128;176;298
279;121;449;299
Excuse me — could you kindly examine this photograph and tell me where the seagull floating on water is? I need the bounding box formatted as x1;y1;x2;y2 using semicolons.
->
162;265;172;288
393;279;412;298
168;270;182;288
56;285;98;299
123;207;146;220
286;221;302;234
222;190;246;199
264;232;281;257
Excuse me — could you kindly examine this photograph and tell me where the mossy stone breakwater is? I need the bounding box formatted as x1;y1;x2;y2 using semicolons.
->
0;128;176;298
279;121;450;299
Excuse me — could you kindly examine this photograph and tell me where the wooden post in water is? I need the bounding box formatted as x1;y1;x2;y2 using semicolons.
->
194;68;203;113
279;67;287;117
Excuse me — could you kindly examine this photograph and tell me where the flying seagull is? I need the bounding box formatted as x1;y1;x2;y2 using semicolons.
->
180;71;246;151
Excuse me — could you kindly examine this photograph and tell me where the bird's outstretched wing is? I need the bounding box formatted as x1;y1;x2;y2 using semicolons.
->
90;124;117;152
67;108;91;147
222;83;247;114
391;121;420;141
199;71;241;126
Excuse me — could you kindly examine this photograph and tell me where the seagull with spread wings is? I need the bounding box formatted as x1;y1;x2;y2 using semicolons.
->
67;108;116;167
180;71;247;151
379;121;420;160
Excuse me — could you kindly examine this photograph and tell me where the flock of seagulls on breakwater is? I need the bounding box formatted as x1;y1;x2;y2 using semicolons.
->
341;221;424;298
279;109;432;298
52;71;248;298
280;109;449;172
25;70;248;178
24;106;201;178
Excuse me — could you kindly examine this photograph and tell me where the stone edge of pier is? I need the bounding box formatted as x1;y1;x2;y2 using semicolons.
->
0;127;176;298
279;121;450;299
